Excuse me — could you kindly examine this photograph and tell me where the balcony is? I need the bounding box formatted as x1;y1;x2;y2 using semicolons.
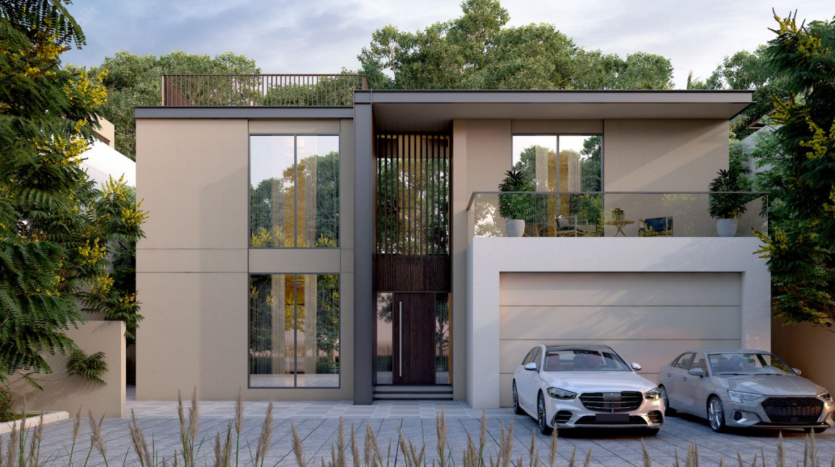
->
467;192;768;238
161;74;367;107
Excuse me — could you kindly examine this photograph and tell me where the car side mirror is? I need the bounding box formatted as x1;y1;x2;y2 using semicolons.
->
524;362;537;371
631;362;642;371
793;368;802;376
688;367;705;377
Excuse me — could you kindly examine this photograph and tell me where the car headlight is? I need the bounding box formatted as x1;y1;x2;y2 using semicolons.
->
818;391;832;402
728;390;763;405
547;387;577;400
644;387;663;401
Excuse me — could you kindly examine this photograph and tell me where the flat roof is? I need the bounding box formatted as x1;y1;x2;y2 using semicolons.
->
356;90;753;132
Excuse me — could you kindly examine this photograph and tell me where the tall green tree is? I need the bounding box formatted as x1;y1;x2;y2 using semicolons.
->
72;51;260;160
358;0;673;91
754;12;835;329
689;46;792;137
0;0;147;384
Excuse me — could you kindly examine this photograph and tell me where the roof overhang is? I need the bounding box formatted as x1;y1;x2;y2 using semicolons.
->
355;90;753;133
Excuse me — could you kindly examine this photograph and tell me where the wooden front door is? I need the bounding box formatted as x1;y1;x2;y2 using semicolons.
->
392;293;436;385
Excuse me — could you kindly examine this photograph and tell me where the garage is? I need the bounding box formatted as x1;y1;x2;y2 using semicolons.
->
498;272;742;408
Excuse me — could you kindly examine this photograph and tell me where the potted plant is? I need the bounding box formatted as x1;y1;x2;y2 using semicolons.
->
498;169;534;237
708;166;752;237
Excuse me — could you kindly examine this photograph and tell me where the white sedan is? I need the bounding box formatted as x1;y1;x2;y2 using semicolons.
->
512;344;665;434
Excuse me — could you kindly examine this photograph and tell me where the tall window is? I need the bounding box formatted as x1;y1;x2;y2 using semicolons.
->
511;135;602;192
249;274;340;388
250;135;339;248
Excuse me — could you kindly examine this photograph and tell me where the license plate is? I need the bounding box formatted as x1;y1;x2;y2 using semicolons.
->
595;413;629;423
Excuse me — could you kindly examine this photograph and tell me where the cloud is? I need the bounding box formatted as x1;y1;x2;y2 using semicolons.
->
63;0;834;88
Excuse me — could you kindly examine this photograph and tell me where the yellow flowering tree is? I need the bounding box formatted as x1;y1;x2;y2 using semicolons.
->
754;11;835;328
0;1;146;386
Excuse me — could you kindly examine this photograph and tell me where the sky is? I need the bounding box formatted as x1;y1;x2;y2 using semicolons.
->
64;0;834;89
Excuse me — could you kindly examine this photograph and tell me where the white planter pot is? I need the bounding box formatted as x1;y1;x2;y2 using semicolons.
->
716;218;738;237
506;219;525;237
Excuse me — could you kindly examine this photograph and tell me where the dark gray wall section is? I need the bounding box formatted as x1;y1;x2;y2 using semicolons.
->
135;107;354;119
353;103;374;404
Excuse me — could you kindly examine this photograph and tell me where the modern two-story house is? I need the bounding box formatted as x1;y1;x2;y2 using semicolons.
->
134;75;769;408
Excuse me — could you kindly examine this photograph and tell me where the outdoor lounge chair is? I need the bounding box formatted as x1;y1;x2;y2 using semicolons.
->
555;215;591;237
638;216;674;237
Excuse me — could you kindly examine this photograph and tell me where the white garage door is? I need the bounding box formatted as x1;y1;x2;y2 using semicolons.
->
499;272;742;408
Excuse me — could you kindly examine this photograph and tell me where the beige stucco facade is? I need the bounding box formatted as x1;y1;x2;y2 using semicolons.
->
135;90;763;405
136;118;355;401
451;118;736;402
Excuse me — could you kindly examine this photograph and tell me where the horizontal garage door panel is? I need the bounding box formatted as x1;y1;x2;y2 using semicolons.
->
500;306;741;341
500;272;741;307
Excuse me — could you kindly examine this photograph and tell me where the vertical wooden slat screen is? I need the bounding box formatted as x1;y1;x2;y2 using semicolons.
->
374;134;452;293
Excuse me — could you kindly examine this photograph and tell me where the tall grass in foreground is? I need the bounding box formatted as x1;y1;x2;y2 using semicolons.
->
1;391;833;467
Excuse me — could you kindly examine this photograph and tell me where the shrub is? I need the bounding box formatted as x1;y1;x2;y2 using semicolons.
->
0;386;13;422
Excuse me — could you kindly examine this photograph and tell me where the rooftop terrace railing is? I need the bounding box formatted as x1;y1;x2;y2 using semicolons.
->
467;191;768;238
161;74;367;107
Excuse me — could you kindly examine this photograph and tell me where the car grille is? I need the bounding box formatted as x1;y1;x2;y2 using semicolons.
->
762;397;823;424
575;415;647;426
579;392;643;413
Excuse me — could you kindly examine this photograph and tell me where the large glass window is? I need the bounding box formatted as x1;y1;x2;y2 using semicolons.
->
511;135;602;192
249;274;340;388
250;135;339;248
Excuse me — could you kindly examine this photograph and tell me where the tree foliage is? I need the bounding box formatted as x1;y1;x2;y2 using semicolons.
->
754;11;835;329
0;0;146;384
688;45;792;137
73;51;260;160
358;0;673;91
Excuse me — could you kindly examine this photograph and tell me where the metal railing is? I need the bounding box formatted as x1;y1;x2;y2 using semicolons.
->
161;74;367;107
467;191;769;238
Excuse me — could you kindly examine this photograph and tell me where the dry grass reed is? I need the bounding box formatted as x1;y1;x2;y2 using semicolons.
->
5;389;835;467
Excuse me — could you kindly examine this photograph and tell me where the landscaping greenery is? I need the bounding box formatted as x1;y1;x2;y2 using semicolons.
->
750;12;835;329
0;0;146;387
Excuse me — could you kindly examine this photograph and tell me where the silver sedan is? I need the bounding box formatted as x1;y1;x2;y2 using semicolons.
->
658;349;835;433
512;345;665;435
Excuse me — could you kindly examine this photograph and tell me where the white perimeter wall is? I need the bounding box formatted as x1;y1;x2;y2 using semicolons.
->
466;237;770;409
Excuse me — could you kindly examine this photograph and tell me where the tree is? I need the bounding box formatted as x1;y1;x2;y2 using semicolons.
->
72;51;260;160
690;46;792;137
0;0;147;385
358;0;673;91
753;11;835;329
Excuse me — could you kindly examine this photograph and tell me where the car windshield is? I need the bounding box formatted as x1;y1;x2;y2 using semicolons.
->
543;349;631;372
708;352;796;376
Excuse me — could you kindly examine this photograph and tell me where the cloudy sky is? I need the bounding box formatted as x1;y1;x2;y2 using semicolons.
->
64;0;833;89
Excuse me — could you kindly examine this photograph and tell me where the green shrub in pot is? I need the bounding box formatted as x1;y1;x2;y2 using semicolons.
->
498;170;535;237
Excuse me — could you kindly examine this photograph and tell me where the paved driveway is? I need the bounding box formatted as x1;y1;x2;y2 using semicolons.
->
8;399;835;467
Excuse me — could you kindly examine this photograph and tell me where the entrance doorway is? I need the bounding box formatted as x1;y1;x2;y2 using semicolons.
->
375;292;450;385
373;133;452;388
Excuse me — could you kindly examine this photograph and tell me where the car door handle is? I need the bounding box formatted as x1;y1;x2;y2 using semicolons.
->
667;373;671;378
682;377;687;382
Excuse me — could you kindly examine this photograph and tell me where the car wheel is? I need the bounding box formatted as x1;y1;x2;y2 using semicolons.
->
512;381;524;415
707;396;726;433
644;428;660;436
660;386;675;416
537;392;552;435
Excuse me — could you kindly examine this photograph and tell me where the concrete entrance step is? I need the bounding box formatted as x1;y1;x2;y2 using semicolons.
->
374;385;453;400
